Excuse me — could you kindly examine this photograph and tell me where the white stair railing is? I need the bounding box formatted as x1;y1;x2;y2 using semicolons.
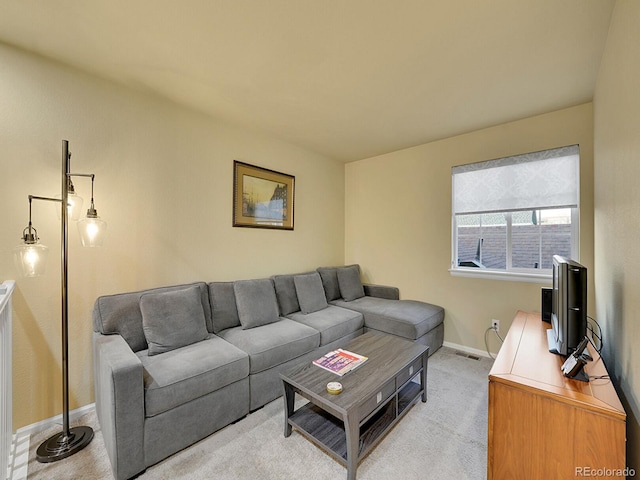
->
0;281;15;480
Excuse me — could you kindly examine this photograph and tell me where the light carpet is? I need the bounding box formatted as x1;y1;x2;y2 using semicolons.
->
26;347;493;479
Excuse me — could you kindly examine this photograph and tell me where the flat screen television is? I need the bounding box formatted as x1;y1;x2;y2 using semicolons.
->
548;255;587;356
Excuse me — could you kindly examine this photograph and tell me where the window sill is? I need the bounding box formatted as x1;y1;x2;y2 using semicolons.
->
449;267;552;284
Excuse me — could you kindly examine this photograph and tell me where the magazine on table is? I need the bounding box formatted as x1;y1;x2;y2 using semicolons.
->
313;348;368;376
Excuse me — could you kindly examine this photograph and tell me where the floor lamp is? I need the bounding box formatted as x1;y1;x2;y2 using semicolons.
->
14;140;106;462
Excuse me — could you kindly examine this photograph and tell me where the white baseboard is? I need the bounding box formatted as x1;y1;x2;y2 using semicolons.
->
443;340;496;359
9;403;96;480
14;403;95;438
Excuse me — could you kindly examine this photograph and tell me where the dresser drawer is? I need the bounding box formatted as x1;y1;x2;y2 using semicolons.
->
396;357;422;389
359;378;395;422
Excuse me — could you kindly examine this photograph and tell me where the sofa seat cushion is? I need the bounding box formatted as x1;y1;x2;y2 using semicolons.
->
286;306;364;346
138;335;249;418
218;319;319;374
332;297;444;340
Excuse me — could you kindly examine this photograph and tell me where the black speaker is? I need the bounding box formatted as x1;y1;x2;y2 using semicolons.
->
541;287;552;322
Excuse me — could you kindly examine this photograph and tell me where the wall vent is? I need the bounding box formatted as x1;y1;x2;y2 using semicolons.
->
455;351;480;361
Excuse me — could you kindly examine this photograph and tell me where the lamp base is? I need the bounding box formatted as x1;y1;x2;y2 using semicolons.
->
36;426;94;463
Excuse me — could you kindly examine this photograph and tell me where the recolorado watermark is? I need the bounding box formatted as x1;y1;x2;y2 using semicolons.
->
576;466;636;477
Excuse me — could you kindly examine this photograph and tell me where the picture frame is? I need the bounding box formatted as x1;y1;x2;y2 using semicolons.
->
233;161;295;230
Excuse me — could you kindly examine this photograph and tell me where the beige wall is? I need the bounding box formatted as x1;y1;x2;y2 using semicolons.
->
0;44;345;429
345;103;594;354
593;0;640;469
4;13;637;473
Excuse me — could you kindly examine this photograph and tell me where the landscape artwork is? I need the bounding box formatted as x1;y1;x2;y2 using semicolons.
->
233;161;295;230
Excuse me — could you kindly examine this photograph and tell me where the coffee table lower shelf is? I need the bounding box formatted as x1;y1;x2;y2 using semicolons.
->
287;379;422;467
281;332;429;480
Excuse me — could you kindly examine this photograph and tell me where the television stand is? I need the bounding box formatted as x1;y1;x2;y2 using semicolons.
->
488;311;626;479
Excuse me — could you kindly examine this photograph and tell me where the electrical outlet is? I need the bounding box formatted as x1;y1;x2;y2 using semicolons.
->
491;319;500;332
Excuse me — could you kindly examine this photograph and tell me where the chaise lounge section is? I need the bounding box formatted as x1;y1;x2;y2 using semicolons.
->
92;265;444;479
318;265;445;356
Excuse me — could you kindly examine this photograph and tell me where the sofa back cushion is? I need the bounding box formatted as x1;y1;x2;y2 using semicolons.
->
140;285;209;356
316;266;342;301
208;282;241;333
317;264;362;302
337;265;365;301
93;282;212;352
272;274;300;315
272;271;317;315
234;278;280;329
294;272;328;314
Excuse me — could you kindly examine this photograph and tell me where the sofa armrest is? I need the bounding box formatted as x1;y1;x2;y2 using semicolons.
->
93;333;146;480
363;284;400;300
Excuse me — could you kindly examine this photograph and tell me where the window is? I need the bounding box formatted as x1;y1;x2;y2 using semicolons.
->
451;145;579;281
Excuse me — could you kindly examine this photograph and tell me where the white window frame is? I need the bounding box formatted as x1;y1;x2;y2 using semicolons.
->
450;146;580;283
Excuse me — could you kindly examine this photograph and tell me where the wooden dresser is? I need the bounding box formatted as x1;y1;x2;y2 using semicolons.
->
487;311;626;479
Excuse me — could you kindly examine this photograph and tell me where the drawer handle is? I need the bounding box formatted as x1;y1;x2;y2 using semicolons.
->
409;366;414;376
376;392;382;404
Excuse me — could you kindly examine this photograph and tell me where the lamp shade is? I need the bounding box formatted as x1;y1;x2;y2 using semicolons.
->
56;192;84;221
14;242;49;277
78;215;106;247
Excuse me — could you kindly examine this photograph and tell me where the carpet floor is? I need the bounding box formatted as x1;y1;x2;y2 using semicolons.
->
26;346;493;479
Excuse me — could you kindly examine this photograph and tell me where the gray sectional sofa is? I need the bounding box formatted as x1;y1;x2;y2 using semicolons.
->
92;264;444;479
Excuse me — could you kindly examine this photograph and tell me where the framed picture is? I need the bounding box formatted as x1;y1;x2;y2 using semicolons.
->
233;161;295;230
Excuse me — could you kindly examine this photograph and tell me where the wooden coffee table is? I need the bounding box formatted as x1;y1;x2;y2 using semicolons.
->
280;331;428;480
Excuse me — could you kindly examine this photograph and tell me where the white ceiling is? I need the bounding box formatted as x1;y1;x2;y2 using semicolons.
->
0;0;616;162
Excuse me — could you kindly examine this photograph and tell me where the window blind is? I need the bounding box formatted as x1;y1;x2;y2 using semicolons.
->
452;145;579;215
